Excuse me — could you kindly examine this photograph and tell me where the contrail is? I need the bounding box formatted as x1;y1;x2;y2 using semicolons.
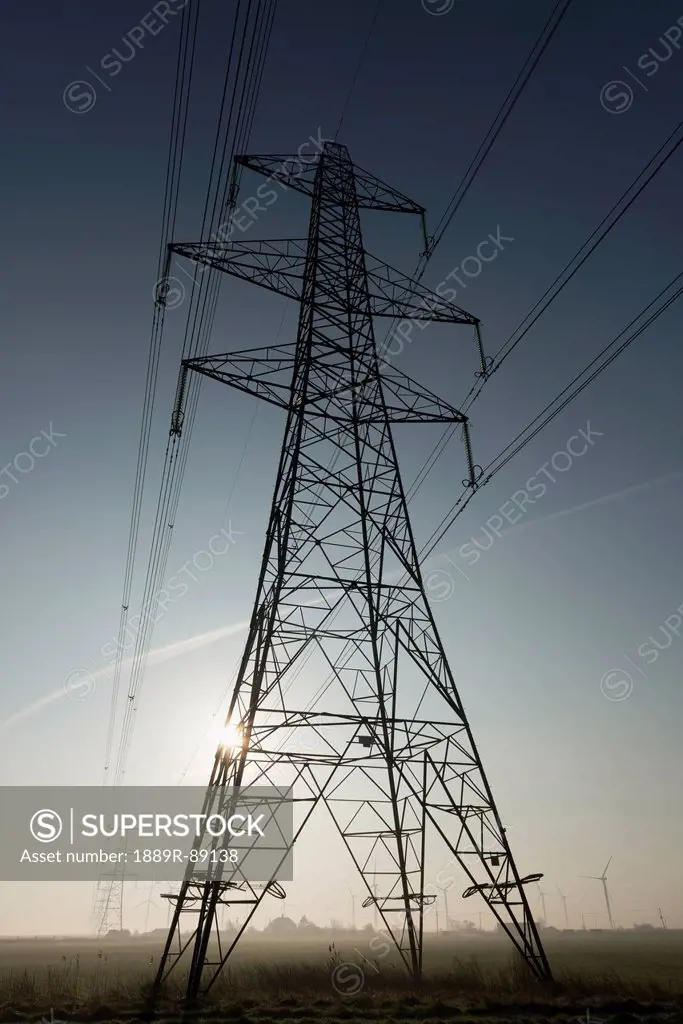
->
435;469;683;569
498;469;683;536
0;620;249;734
5;470;679;735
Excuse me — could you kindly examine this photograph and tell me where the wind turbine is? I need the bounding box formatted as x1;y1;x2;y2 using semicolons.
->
580;856;615;929
133;883;161;934
436;877;451;931
557;887;569;928
536;883;548;926
347;887;358;930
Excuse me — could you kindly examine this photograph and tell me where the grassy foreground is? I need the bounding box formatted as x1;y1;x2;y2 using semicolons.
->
0;931;682;1022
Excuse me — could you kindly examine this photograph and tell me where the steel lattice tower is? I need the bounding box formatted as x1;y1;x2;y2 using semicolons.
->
153;142;551;1001
94;871;124;937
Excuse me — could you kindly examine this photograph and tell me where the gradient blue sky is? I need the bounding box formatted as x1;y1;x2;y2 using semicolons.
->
1;0;682;935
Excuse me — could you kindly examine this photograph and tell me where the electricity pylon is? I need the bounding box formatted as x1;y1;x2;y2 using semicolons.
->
94;864;125;936
152;141;551;1002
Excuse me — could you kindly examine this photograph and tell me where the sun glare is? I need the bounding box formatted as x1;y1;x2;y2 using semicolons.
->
217;721;243;751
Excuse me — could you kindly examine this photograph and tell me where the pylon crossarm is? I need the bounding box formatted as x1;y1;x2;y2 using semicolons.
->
170;238;478;325
348;160;425;214
370;389;466;425
186;341;299;370
235;153;319;201
307;365;468;425
236;151;425;216
183;347;298;412
182;350;471;428
170;238;307;300
364;254;479;324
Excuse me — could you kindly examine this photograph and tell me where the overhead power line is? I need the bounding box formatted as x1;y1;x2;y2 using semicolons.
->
335;0;383;141
112;0;279;786
375;0;574;370
489;120;683;374
418;269;683;562
102;0;200;784
407;115;683;505
100;0;279;793
428;0;574;255
366;0;575;508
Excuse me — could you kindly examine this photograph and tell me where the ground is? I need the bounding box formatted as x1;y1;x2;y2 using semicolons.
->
0;930;681;1023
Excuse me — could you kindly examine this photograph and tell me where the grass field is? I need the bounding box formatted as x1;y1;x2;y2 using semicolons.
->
1;930;682;1023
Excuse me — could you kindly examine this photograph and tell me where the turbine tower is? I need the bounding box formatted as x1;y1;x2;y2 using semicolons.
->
580;857;615;930
557;886;569;928
348;887;358;930
152;141;552;1002
436;877;451;931
133;883;161;935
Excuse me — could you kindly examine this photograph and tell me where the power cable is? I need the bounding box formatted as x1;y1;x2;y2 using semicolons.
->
335;0;383;142
418;269;683;561
102;0;199;783
365;0;577;512
111;0;279;785
428;0;573;254
405;116;683;509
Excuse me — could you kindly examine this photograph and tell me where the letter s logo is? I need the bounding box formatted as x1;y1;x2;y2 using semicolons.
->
30;809;63;843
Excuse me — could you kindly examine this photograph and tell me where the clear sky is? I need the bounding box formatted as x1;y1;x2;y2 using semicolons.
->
1;0;682;937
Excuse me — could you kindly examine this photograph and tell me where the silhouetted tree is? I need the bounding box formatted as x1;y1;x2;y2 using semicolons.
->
264;916;297;935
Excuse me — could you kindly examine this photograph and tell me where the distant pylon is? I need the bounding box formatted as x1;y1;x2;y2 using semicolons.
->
94;865;125;936
152;141;552;1002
